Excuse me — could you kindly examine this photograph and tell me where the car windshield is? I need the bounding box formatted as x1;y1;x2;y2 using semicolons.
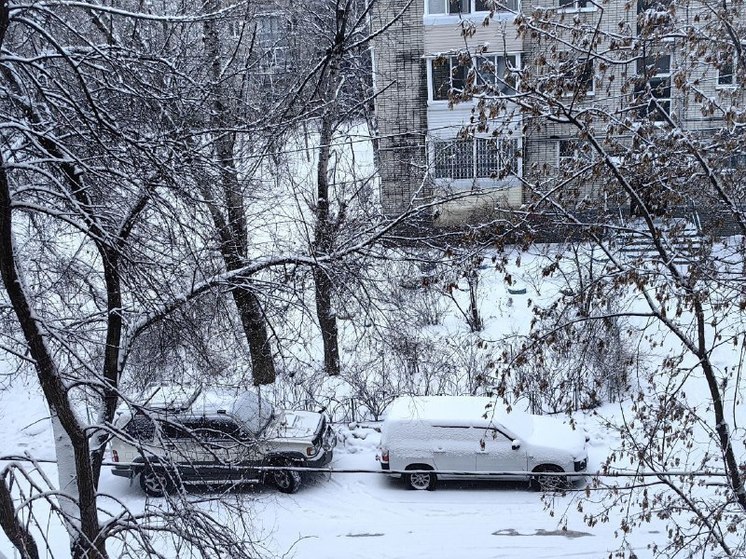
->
232;390;275;435
494;411;534;440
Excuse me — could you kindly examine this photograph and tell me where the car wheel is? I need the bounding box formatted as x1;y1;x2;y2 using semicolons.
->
139;466;176;497
532;466;566;492
273;468;302;494
405;468;436;491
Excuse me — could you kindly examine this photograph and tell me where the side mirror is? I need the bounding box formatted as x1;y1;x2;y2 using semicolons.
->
511;440;521;450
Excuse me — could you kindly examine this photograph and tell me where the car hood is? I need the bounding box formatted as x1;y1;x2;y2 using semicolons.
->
264;410;323;440
522;415;587;459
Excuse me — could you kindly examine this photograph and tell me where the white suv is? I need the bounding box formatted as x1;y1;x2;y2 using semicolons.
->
378;396;588;491
111;386;336;496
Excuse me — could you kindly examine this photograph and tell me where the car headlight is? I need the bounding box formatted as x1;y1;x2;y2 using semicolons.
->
574;458;587;472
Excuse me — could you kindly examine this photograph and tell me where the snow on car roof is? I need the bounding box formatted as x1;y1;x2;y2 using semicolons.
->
137;385;273;418
385;396;532;436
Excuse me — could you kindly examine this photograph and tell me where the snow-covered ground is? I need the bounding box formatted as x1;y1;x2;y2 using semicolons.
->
0;377;662;559
2;241;745;558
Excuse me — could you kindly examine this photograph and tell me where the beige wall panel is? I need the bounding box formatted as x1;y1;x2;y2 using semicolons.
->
424;18;523;54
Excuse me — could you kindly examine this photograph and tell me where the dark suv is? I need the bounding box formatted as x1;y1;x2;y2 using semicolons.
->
111;387;336;496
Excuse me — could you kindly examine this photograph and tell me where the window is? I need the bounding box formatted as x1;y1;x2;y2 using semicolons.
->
434;425;474;441
563;58;594;95
430;54;518;101
431;55;468;101
636;0;673;34
557;139;593;167
432;137;519;180
426;0;518;15
434;138;474;179
255;14;291;72
192;418;246;441
476;54;518;95
718;58;736;87
635;54;671;120
558;0;592;10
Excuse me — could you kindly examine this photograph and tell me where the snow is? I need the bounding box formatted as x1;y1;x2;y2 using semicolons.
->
384;395;510;427
265;411;324;440
2;240;745;558
382;396;587;460
0;375;657;559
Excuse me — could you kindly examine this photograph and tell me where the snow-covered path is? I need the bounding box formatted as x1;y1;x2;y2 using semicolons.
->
92;427;651;559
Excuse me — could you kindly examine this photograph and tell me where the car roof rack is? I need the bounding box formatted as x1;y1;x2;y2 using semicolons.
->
142;384;203;413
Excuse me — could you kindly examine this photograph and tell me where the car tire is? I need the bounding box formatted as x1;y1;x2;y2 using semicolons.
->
273;468;302;494
405;468;436;491
139;466;177;497
532;466;566;492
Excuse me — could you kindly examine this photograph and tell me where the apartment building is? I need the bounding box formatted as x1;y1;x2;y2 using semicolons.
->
370;0;745;225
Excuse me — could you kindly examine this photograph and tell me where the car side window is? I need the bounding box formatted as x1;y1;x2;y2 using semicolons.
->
161;420;190;440
485;428;511;442
188;418;243;441
433;425;472;440
477;427;513;450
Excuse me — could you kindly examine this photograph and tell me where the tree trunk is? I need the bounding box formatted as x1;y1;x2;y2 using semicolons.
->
202;0;276;385
0;470;40;559
311;8;351;377
694;300;746;513
314;110;341;376
0;150;107;559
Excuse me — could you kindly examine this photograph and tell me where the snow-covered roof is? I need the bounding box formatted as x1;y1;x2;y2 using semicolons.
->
384;396;531;435
137;385;274;422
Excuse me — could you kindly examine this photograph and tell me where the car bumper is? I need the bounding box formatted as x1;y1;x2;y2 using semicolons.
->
307;449;334;468
111;465;134;479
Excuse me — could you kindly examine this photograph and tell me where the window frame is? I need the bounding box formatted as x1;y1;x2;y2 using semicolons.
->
556;139;594;168
717;56;737;88
557;0;596;12
428;53;520;103
425;0;519;15
635;53;672;121
431;136;521;182
562;57;595;97
255;13;292;75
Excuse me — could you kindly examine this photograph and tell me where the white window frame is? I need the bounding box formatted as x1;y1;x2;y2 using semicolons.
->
635;54;671;121
427;53;520;103
430;136;522;183
255;13;291;74
557;0;596;12
716;56;737;88
556;139;594;168
425;0;519;17
561;57;595;97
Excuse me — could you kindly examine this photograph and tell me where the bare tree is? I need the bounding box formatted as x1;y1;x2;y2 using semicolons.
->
434;0;746;555
0;1;427;556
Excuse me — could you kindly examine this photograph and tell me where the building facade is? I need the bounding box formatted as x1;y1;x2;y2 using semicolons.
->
370;0;745;225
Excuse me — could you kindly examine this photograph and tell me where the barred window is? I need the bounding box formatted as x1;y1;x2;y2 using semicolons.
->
433;138;520;180
434;139;474;179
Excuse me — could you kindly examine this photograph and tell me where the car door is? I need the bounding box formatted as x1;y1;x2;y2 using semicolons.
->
474;426;528;480
430;426;477;478
157;418;208;480
190;417;246;481
221;421;268;483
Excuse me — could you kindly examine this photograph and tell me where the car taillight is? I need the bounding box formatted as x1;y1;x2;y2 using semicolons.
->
380;449;389;463
112;449;119;463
